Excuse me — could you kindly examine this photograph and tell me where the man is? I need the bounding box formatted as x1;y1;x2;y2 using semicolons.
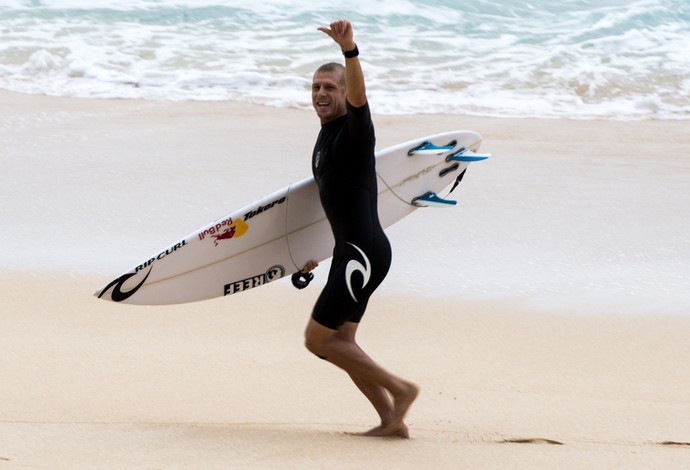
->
302;19;418;438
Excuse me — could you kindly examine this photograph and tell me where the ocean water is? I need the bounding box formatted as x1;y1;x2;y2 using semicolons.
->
2;1;689;315
1;0;689;119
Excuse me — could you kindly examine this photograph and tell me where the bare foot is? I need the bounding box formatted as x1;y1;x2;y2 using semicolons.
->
383;382;419;434
358;422;410;438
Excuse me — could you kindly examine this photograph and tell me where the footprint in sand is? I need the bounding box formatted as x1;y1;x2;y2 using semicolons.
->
657;441;690;447
501;437;564;445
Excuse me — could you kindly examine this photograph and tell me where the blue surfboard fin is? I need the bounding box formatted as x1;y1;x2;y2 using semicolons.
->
446;147;491;162
408;140;457;156
412;191;457;207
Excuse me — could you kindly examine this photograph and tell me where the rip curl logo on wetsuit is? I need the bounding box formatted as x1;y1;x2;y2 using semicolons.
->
345;242;371;302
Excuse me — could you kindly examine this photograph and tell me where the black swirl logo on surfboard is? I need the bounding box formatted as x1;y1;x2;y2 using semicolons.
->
98;266;153;302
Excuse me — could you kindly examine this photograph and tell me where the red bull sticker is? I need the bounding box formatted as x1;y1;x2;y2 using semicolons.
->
198;217;249;246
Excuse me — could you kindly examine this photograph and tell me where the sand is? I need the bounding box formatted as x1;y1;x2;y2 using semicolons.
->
1;90;690;469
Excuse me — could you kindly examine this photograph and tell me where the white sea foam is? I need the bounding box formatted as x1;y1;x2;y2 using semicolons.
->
2;2;690;312
1;0;689;119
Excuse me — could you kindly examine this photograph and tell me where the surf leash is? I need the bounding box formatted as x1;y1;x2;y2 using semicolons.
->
291;271;314;289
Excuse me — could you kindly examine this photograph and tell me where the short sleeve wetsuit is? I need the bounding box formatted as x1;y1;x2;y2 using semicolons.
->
310;101;392;330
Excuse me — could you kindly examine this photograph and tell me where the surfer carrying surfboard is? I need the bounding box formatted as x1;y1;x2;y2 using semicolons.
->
303;19;419;438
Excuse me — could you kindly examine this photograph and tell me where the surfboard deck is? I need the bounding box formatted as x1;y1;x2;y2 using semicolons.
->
96;130;487;305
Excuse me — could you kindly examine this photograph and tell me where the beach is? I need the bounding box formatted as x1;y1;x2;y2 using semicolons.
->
1;90;690;469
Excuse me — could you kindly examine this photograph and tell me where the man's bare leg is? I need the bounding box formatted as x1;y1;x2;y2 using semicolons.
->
335;324;392;418
335;323;409;437
306;318;419;437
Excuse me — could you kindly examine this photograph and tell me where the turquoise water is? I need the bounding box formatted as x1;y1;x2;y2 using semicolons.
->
1;0;689;119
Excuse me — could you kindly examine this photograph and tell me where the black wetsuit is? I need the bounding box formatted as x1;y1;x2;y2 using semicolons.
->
311;101;392;330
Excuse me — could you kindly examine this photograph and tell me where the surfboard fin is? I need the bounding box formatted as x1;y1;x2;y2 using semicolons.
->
412;191;457;207
446;147;491;162
407;140;457;156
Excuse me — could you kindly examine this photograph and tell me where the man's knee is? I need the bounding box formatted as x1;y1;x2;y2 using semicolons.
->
305;317;339;359
304;335;328;360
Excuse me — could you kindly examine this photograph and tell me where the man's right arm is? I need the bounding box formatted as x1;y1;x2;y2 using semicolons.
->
318;20;367;107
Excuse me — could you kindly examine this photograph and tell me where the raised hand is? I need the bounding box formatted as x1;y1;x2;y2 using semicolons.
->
317;19;356;52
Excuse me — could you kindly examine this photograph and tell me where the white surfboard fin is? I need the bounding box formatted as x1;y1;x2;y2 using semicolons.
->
412;191;457;207
407;140;457;156
446;148;491;162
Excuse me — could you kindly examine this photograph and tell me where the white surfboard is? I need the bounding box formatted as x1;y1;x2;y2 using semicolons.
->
96;130;488;305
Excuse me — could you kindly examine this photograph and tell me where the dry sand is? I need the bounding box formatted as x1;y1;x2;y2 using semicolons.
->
1;91;690;468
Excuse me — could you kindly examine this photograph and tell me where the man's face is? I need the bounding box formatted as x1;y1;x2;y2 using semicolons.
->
312;71;347;124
